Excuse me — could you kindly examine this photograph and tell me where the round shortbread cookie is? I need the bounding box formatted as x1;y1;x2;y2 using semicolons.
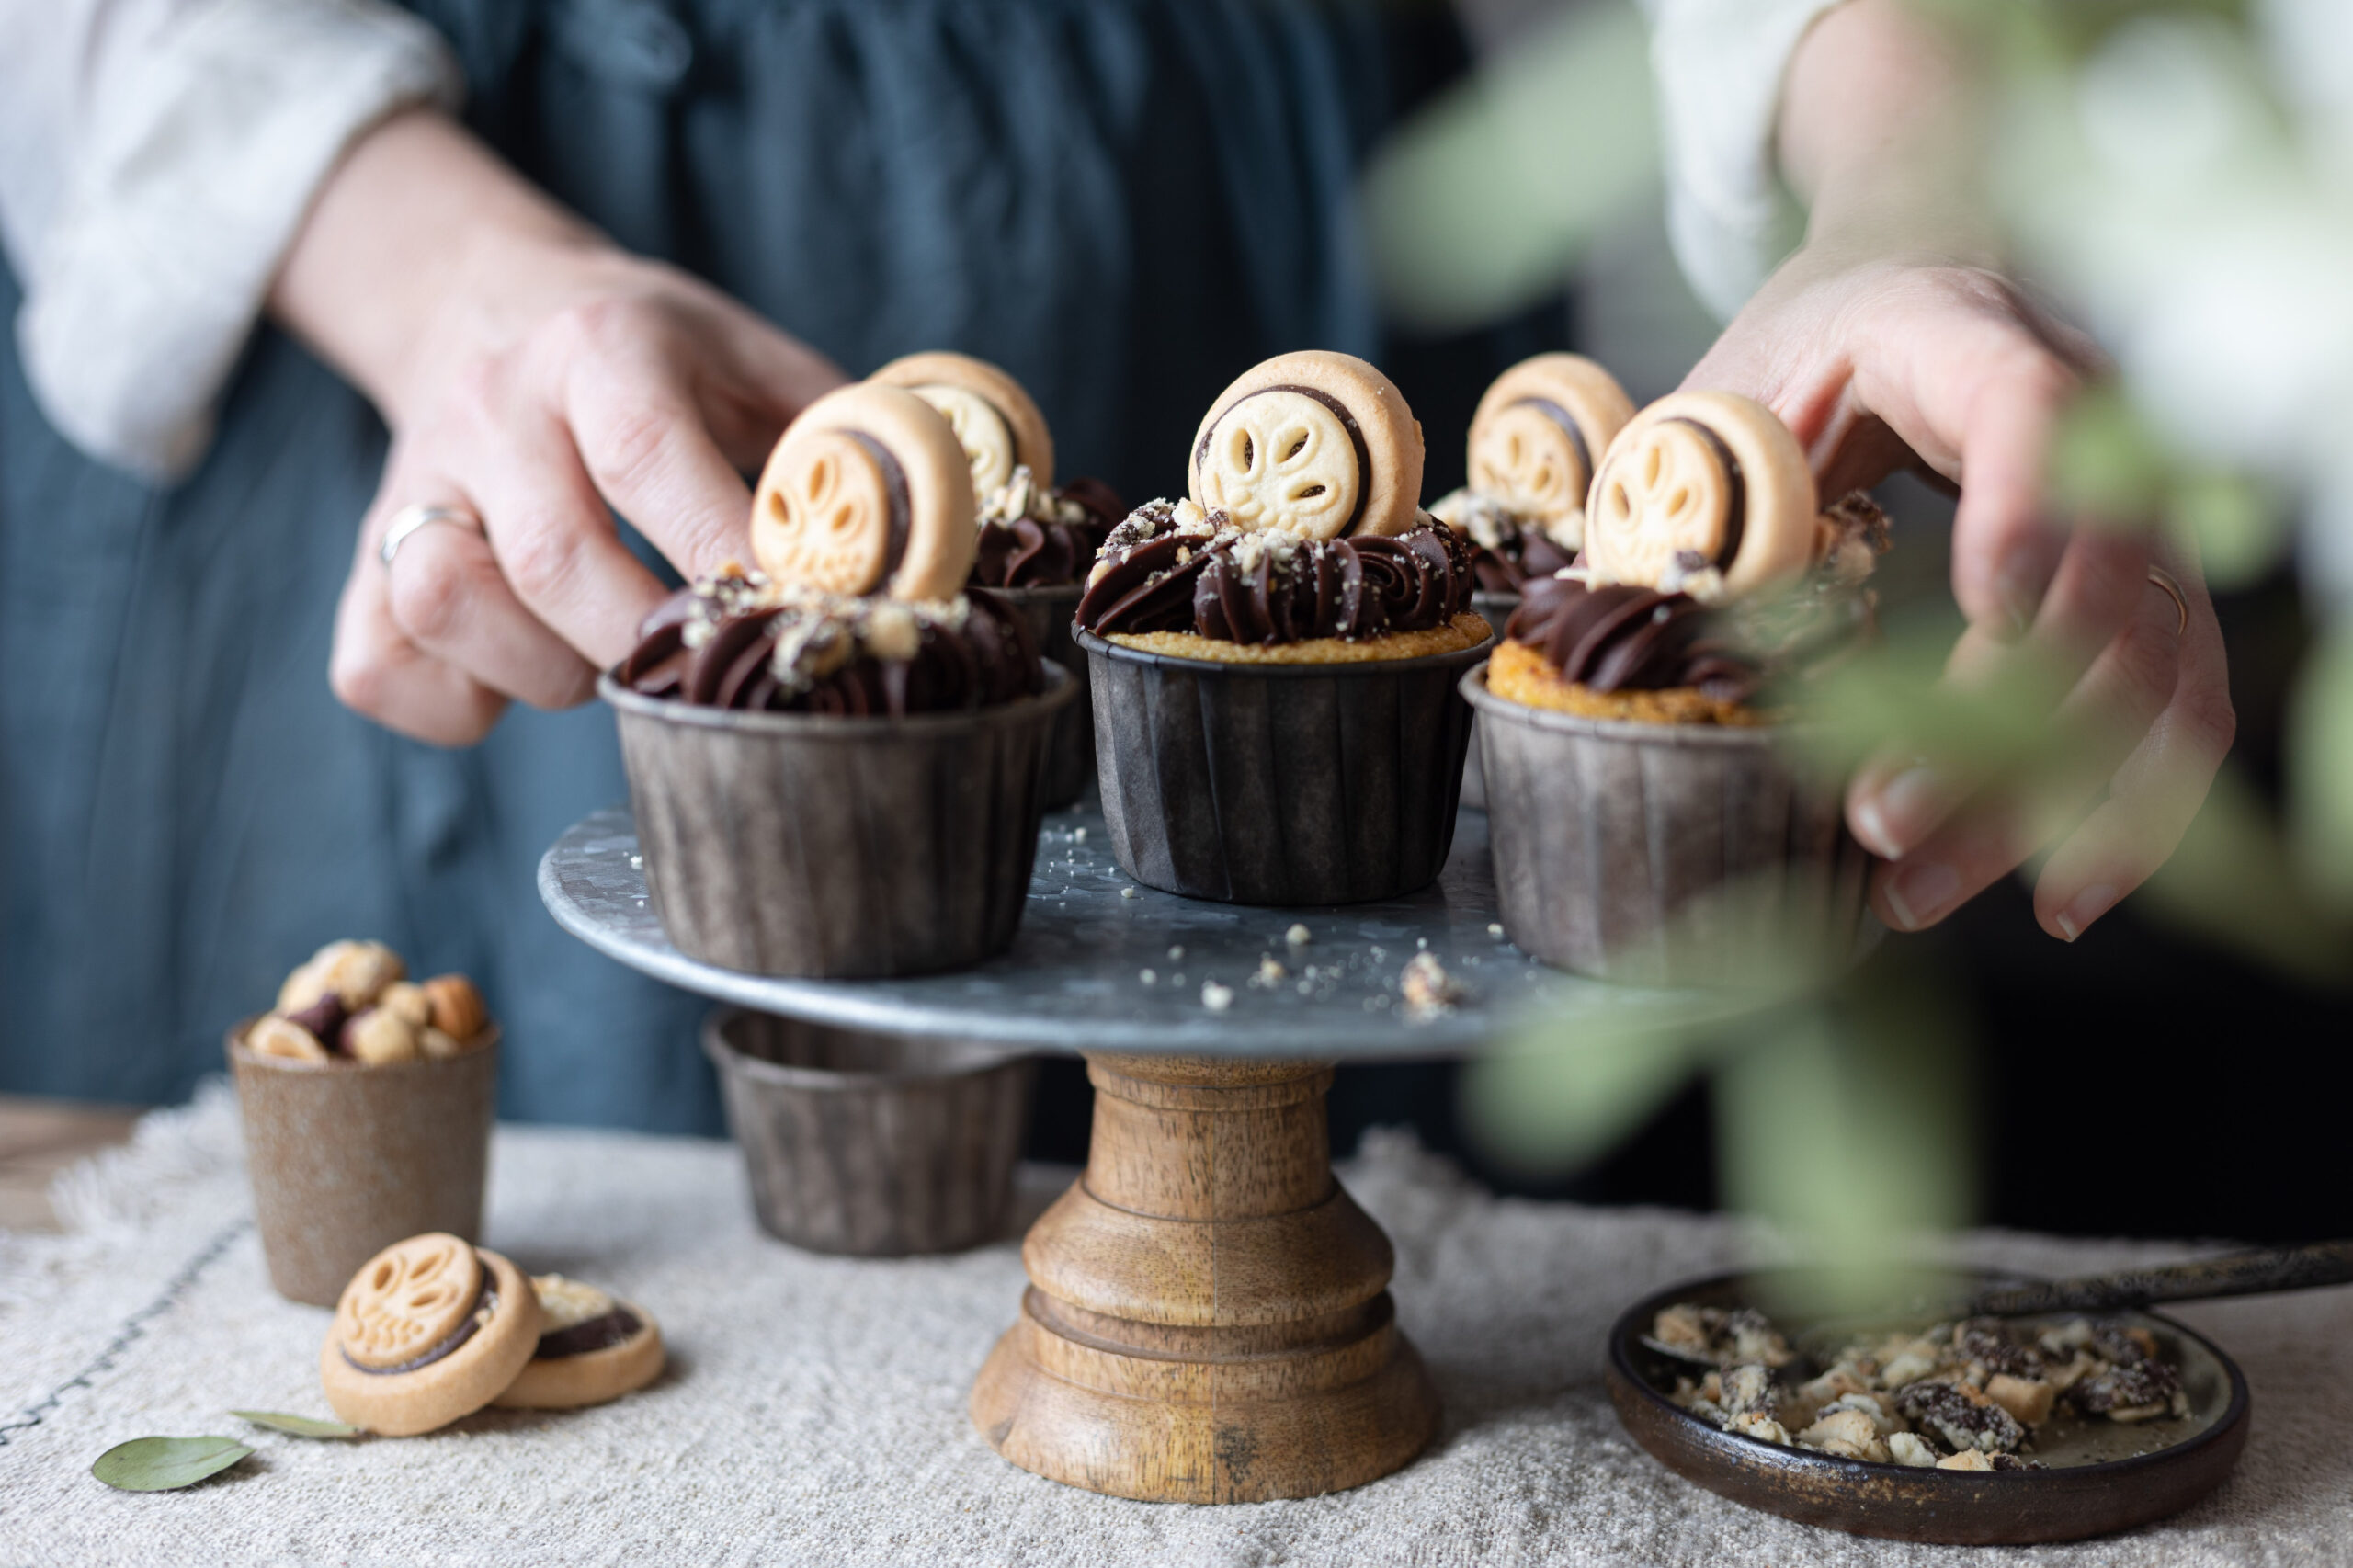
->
752;383;978;603
870;350;1055;494
1188;351;1424;540
493;1274;665;1411
320;1234;542;1437
1465;354;1634;539
1583;391;1816;600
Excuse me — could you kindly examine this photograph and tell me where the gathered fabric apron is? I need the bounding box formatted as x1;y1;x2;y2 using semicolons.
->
0;0;1536;1129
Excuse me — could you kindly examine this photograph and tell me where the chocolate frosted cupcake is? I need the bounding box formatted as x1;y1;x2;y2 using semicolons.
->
1075;350;1491;904
604;382;1074;978
1427;354;1635;806
1464;390;1888;983
871;351;1122;804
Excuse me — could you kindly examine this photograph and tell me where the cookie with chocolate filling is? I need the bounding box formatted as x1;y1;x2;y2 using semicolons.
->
493;1274;665;1411
319;1233;542;1436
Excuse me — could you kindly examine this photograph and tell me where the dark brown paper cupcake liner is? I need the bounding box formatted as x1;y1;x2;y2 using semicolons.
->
228;1023;499;1306
995;584;1092;808
1079;629;1487;905
603;664;1076;978
1463;665;1878;985
703;1008;1035;1256
1461;591;1521;811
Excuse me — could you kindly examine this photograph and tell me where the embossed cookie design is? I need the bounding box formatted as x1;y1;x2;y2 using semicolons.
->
1465;354;1635;541
1583;390;1817;600
493;1274;666;1411
751;382;979;603
1188;350;1425;540
319;1233;542;1436
871;350;1055;496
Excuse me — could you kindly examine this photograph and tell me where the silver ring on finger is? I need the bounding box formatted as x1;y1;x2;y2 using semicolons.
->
2145;566;2188;637
380;502;484;568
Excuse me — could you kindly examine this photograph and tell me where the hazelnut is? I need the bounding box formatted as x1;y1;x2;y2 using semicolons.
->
247;1014;328;1063
378;981;432;1028
420;974;488;1042
277;939;406;1013
418;1026;467;1061
341;1006;420;1066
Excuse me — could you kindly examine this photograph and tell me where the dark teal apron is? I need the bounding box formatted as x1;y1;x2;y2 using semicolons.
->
0;0;1536;1130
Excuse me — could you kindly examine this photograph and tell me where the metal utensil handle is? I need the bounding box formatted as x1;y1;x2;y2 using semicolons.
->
1972;1240;2353;1317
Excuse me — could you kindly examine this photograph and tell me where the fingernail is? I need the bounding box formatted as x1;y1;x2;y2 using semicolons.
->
1882;860;1960;933
2054;883;2119;943
1860;766;1942;858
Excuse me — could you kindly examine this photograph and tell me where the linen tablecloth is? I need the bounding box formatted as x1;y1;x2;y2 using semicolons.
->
3;1084;2347;1567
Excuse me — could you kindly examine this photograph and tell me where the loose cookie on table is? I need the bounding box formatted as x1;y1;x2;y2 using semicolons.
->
1188;349;1425;540
319;1233;542;1436
493;1274;666;1410
1464;353;1635;542
750;382;978;604
1583;390;1818;601
870;350;1055;495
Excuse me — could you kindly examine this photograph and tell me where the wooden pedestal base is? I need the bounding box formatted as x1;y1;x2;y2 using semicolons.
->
972;1055;1440;1503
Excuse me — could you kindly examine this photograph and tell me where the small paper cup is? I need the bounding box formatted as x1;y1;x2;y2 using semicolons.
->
228;1021;499;1307
703;1008;1035;1256
604;663;1075;978
995;585;1093;808
1079;628;1485;904
1464;665;1878;985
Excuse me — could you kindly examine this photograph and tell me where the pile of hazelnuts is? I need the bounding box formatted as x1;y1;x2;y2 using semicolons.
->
244;939;493;1066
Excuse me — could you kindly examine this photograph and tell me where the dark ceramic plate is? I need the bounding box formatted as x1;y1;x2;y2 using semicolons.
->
1606;1269;2251;1545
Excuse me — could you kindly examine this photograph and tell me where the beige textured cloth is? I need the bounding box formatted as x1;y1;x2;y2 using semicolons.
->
3;1084;2347;1566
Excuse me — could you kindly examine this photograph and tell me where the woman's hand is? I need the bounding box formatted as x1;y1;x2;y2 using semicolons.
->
270;111;844;745
1681;0;2234;943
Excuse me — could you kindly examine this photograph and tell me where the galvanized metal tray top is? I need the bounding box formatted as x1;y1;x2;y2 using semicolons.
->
540;801;1729;1057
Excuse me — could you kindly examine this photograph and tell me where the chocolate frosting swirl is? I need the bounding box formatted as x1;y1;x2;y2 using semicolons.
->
617;574;1040;717
1505;576;1761;702
1074;504;1474;644
1468;521;1574;595
971;476;1123;589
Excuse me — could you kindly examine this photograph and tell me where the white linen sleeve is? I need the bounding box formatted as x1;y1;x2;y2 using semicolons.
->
0;0;461;480
1632;0;1850;323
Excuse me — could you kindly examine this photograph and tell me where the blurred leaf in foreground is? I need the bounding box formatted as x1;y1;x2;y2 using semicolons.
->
1360;0;1657;332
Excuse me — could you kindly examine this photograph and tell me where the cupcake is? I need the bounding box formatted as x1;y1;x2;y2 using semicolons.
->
1426;354;1635;807
1464;390;1889;983
1074;350;1491;904
605;382;1075;978
870;352;1123;804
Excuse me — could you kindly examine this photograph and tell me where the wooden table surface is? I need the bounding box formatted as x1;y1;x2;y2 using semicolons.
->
0;1094;142;1231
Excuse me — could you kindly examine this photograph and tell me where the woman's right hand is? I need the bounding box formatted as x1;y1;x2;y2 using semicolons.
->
271;111;844;745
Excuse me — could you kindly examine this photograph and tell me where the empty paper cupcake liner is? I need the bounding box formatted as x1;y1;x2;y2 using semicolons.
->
604;664;1075;979
995;585;1093;808
1079;629;1485;905
703;1008;1035;1256
1463;665;1878;985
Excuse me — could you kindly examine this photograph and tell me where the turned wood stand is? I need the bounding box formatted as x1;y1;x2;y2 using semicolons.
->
542;802;1682;1502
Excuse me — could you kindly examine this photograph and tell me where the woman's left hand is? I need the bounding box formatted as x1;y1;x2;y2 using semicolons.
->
1686;247;2234;942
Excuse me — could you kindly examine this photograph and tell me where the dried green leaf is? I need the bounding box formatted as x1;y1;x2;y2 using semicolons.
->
230;1410;362;1439
91;1436;253;1492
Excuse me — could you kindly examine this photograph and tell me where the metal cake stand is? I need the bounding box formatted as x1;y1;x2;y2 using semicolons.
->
539;800;1722;1058
538;797;1729;1506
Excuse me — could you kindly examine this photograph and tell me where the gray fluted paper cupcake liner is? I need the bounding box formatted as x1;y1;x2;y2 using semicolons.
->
704;1008;1034;1256
1463;666;1878;986
996;585;1093;808
1079;628;1487;905
1461;592;1521;812
603;664;1076;978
